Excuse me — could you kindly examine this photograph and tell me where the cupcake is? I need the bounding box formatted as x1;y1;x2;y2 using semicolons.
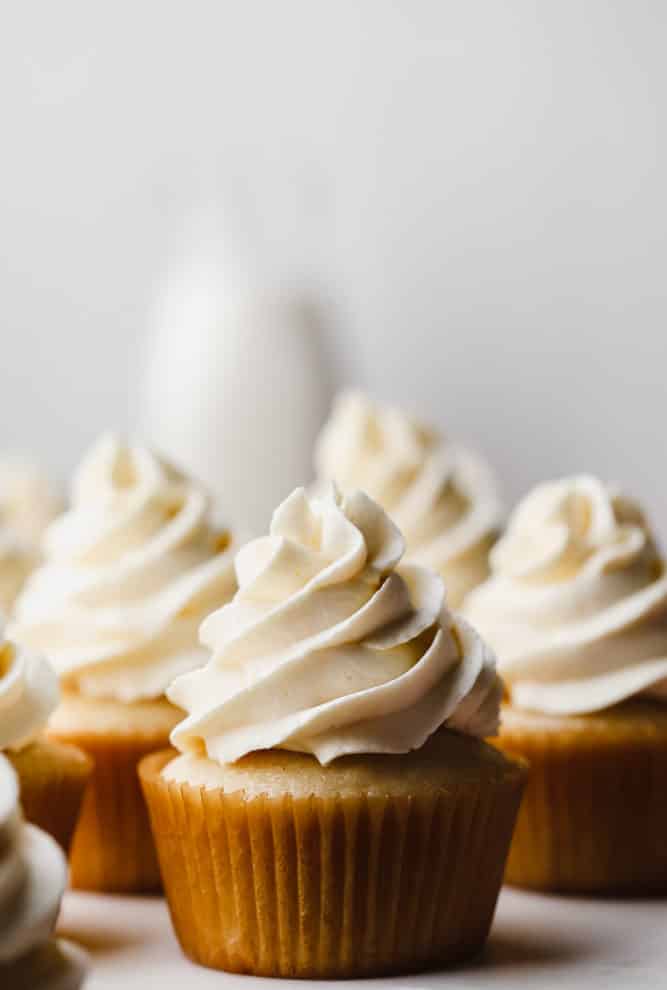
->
140;485;525;978
10;434;237;892
465;475;667;893
0;754;86;989
315;391;501;607
0;459;61;619
0;630;91;852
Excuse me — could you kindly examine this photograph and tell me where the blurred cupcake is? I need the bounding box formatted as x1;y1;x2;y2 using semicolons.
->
140;486;525;978
315;391;501;607
0;755;86;989
0;631;91;852
10;434;237;892
0;458;61;618
465;475;667;893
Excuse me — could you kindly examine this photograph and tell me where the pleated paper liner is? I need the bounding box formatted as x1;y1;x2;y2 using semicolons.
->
140;741;526;978
47;694;182;893
493;699;667;894
7;738;92;853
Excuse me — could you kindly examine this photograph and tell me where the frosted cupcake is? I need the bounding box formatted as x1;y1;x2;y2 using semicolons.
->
140;486;525;977
465;475;667;893
315;391;501;607
0;755;86;989
0;459;61;618
0;631;91;852
10;434;237;892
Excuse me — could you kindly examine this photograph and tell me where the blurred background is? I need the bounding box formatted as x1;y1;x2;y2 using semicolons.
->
0;2;665;531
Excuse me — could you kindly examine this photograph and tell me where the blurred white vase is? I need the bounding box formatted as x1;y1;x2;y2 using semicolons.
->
141;246;334;536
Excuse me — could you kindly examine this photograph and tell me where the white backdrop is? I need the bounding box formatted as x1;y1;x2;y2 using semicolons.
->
1;2;665;529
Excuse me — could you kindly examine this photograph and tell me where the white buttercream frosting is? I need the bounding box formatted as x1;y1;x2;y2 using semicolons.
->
0;755;81;987
10;435;237;702
0;538;36;622
0;459;62;549
315;391;501;607
168;485;502;766
0;460;62;620
464;475;667;714
0;633;59;752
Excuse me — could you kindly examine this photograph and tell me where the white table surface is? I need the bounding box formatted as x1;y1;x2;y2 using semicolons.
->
57;887;666;989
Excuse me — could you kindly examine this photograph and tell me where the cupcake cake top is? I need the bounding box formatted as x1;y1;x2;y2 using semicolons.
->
169;485;502;766
0;631;59;752
464;475;667;714
10;434;237;702
0;754;83;987
314;391;501;606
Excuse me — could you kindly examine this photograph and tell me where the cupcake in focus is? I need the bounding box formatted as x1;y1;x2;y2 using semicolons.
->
141;485;525;978
315;391;501;608
0;631;91;853
10;434;237;892
0;755;86;989
465;475;667;893
0;458;62;618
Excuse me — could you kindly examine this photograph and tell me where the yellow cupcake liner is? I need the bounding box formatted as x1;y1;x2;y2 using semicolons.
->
48;729;171;892
494;704;667;894
7;738;92;853
140;749;525;978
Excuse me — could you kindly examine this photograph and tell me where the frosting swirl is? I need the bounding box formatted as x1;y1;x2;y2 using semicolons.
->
0;460;62;618
0;458;62;550
0;755;78;985
169;485;502;766
0;633;59;752
0;538;37;621
464;475;667;714
315;391;501;607
10;435;237;702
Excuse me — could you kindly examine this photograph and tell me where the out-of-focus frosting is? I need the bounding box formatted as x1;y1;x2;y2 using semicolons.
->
0;755;76;985
314;391;501;607
0;538;37;621
10;435;237;702
464;475;667;715
168;485;502;766
0;459;61;620
0;633;59;752
0;458;62;549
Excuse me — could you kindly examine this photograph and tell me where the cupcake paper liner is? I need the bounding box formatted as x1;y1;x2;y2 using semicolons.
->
140;750;525;978
7;739;92;854
48;730;171;893
495;703;667;894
